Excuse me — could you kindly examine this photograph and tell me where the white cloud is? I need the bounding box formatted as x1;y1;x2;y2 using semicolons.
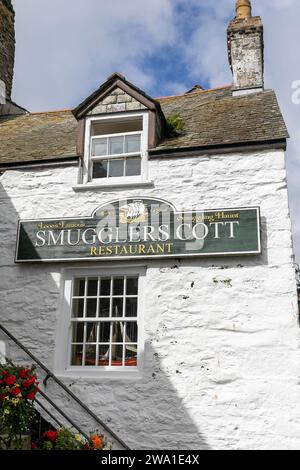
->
13;0;176;109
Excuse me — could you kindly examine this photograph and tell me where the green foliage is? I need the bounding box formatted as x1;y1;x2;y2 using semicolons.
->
55;428;82;450
42;441;53;451
166;115;185;136
34;428;110;451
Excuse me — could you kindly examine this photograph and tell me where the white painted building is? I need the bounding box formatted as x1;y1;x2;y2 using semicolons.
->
0;0;299;450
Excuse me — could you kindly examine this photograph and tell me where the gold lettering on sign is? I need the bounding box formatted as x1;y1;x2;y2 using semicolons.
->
89;243;174;257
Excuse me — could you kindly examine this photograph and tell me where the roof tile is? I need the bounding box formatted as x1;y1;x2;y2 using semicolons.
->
0;87;288;166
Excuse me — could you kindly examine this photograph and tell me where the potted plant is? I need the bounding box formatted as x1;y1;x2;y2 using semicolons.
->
32;428;110;450
0;364;39;450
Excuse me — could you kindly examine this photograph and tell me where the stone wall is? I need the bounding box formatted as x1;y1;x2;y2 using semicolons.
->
88;88;146;115
0;0;15;99
0;148;299;450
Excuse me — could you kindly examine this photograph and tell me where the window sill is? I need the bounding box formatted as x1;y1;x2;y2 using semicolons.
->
73;179;154;191
55;368;143;381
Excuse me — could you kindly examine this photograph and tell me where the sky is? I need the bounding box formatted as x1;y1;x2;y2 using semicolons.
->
11;0;300;262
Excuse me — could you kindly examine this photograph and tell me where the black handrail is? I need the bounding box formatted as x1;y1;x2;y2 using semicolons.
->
0;323;130;449
34;398;64;429
36;388;90;440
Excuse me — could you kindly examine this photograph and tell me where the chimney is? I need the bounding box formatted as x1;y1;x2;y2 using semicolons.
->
227;0;264;96
0;0;15;102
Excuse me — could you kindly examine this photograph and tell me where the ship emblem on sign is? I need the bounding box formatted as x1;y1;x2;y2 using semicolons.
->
119;201;147;224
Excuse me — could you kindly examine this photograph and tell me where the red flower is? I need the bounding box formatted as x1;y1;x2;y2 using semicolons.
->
1;370;7;376
11;387;21;396
31;442;38;450
19;369;30;379
26;392;35;401
0;394;6;401
84;443;90;450
3;375;16;386
22;377;36;388
43;430;58;442
91;435;103;449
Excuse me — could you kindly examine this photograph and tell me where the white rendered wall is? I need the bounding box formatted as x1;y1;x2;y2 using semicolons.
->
0;148;299;450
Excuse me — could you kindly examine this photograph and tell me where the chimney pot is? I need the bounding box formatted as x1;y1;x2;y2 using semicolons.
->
236;0;252;20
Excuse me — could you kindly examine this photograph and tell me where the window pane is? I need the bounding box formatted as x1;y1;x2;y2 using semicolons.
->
109;159;124;177
126;277;138;295
125;158;141;176
125;345;138;367
112;321;124;343
100;278;111;296
70;274;139;369
91;118;142;136
112;298;123;317
71;345;83;366
73;278;85;297
125;298;137;317
87;278;98;297
85;345;96;366
86;298;97;318
93;161;107;179
72;322;84;343
126;322;138;343
125;134;141;153
86;323;97;343
113;277;124;296
92;138;107;156
99;298;110;317
109;136;124;155
99;322;111;343
111;345;123;366
72;298;84;318
98;345;110;366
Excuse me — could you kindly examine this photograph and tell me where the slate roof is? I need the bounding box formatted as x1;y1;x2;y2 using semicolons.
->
0;111;77;165
0;86;289;167
152;87;289;154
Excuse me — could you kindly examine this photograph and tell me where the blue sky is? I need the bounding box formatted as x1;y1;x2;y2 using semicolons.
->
11;0;300;262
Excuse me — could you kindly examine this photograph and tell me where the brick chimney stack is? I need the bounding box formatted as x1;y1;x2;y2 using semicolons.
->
0;0;15;102
227;0;264;96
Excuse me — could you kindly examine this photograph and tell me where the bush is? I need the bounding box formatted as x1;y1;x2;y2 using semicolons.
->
0;364;39;449
33;428;110;451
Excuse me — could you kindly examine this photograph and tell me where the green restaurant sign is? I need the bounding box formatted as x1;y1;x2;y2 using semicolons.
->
15;198;261;263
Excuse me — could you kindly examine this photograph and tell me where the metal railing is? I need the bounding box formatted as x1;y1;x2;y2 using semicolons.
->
0;323;130;449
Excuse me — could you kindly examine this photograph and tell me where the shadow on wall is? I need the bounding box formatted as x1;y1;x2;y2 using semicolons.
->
57;345;211;450
0;178;210;450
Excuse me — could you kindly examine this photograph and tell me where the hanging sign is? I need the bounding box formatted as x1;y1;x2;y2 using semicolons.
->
15;198;261;263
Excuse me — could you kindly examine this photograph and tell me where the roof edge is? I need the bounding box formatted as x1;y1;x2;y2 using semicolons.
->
73;73;162;120
0;156;79;170
149;138;287;159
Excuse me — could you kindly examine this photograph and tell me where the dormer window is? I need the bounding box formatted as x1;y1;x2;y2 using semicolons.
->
90;115;143;181
73;73;166;189
83;112;149;186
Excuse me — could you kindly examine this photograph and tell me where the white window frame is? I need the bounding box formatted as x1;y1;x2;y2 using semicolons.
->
54;266;146;380
82;111;149;186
